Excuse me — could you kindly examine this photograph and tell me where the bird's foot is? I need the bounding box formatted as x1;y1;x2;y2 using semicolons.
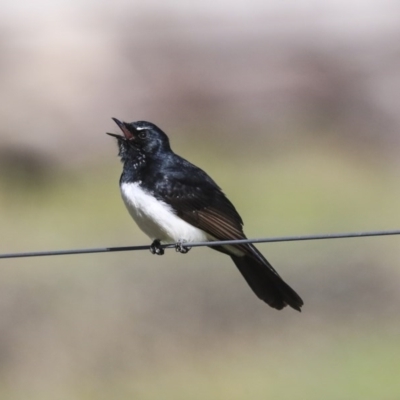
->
175;239;191;254
150;239;164;256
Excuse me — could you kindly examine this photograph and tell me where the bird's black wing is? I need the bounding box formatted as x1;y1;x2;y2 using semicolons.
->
154;159;247;243
154;158;277;265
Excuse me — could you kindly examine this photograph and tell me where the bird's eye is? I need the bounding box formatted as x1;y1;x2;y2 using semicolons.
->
138;131;147;139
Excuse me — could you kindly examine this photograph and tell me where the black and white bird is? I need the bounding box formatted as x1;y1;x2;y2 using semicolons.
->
107;118;303;311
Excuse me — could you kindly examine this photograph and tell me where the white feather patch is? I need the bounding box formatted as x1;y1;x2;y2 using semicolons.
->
120;182;210;243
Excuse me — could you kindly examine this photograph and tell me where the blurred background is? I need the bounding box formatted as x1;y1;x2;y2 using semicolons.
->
1;0;400;399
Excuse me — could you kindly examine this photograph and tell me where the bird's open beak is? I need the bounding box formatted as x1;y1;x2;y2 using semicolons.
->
106;118;134;140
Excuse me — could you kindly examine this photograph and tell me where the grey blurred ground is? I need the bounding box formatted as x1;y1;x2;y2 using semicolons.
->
1;1;400;399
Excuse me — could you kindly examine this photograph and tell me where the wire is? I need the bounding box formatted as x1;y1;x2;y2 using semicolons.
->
1;229;399;260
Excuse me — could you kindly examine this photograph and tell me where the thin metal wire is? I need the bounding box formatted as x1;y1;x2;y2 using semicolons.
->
1;229;399;260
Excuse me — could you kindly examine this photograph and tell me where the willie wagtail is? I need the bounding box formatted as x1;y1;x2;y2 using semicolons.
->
107;119;303;311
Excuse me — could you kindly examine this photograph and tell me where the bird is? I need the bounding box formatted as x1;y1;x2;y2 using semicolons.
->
107;118;303;311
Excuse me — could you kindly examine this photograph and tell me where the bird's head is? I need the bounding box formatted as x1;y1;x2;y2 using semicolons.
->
107;118;171;162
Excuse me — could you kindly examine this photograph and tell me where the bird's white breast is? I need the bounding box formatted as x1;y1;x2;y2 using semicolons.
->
120;182;209;243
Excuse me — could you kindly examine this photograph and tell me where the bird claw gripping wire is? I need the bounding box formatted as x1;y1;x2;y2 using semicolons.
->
150;240;164;256
175;240;191;254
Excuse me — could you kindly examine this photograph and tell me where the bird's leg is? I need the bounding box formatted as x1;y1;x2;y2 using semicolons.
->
150;239;164;256
175;239;191;254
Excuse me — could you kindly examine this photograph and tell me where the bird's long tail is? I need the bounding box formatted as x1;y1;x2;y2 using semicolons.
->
230;251;303;311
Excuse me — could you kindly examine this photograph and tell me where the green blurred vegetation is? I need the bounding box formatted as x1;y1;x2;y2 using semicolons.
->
0;137;399;399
